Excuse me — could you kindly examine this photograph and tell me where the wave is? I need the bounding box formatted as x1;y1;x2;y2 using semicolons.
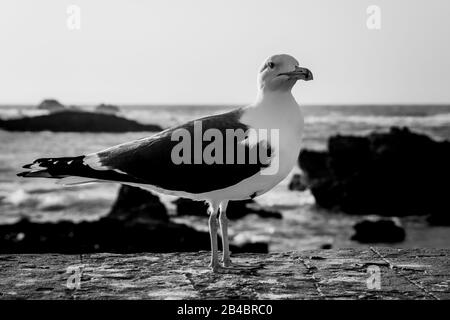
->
0;108;49;120
1;187;113;211
305;113;450;128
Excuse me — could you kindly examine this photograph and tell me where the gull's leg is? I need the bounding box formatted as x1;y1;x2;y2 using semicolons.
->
208;201;220;272
218;200;263;272
219;201;231;267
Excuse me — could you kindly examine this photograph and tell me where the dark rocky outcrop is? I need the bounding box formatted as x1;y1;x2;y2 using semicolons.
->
351;218;406;243
288;173;308;191
95;103;120;114
36;99;66;112
108;185;168;223
173;198;282;220
0;217;210;254
232;242;268;253
427;214;450;226
0;186;268;254
298;127;450;219
0;110;162;132
36;99;81;112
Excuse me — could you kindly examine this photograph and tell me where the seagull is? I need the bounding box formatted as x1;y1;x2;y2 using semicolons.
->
18;54;313;272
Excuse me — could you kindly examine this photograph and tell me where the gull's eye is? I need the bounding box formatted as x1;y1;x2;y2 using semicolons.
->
268;62;275;69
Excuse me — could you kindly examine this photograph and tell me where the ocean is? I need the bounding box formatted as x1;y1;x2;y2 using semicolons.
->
1;104;450;251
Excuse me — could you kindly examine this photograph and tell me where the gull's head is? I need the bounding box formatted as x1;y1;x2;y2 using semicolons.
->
257;54;313;93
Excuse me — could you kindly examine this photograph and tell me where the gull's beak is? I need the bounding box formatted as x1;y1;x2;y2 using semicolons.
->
279;66;313;81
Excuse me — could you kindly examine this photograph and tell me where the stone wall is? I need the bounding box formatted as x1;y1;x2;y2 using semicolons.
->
0;248;448;300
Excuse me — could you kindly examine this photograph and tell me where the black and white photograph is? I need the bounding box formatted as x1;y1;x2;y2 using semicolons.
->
0;0;449;310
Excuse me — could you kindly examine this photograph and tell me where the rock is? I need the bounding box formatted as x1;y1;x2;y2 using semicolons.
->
0;187;202;253
172;198;206;217
173;198;282;220
1;248;449;300
108;186;168;223
427;214;450;226
231;242;268;253
36;99;66;112
0;217;212;254
0;217;268;254
95;104;120;114
351;218;406;243
288;173;308;191
298;127;450;217
0;186;269;254
0;110;163;132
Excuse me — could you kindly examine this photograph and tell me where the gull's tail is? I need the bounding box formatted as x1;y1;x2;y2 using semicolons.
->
17;156;99;185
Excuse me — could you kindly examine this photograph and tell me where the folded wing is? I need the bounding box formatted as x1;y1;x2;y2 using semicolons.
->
84;108;274;193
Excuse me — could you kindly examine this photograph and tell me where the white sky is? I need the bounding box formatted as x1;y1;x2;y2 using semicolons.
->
0;0;449;105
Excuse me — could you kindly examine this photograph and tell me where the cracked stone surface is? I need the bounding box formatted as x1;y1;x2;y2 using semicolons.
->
0;248;448;300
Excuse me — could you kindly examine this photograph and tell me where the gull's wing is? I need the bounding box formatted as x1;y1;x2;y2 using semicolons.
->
84;108;273;193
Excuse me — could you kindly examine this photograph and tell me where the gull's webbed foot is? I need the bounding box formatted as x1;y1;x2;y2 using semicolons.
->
223;260;264;270
208;259;264;274
209;261;220;273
